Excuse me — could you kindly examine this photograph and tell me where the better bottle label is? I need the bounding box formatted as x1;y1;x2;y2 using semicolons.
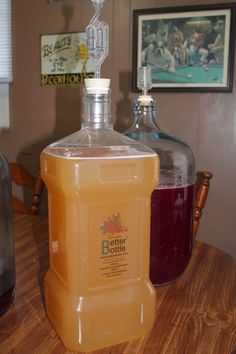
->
100;213;128;278
88;202;143;289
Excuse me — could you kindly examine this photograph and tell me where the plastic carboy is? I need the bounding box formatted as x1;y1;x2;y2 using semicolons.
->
125;67;195;286
40;78;159;352
0;153;15;316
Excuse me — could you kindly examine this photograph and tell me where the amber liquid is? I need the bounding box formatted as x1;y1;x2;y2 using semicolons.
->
41;152;157;352
150;184;194;286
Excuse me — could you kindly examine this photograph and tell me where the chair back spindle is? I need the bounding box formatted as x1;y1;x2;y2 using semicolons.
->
10;163;44;215
194;171;213;239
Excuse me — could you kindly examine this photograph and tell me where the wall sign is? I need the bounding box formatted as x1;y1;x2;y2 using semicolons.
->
40;32;95;86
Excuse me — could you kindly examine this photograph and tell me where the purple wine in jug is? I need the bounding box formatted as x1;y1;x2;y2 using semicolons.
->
124;67;195;286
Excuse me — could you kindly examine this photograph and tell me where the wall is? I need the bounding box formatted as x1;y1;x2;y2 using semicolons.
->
1;0;236;258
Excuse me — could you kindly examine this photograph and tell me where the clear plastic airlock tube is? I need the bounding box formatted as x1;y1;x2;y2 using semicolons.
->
86;0;109;78
137;66;153;106
137;67;152;96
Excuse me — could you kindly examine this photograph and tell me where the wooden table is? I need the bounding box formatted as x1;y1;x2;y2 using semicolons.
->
0;214;235;354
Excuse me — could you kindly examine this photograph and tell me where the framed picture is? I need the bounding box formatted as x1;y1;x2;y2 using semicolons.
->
40;32;95;86
132;3;236;92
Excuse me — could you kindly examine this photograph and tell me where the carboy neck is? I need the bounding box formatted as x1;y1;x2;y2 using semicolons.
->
82;78;113;129
134;95;160;131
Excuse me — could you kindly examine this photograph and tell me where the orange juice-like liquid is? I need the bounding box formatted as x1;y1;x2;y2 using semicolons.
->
41;151;158;352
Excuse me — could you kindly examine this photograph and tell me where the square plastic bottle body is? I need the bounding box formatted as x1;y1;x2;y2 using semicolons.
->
41;151;158;352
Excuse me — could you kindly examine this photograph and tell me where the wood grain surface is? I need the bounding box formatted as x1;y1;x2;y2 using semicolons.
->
0;214;235;354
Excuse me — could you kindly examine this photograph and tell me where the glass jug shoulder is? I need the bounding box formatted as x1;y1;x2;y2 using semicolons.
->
125;97;195;187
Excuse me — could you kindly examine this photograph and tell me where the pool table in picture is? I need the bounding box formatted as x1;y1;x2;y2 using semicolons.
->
152;65;223;85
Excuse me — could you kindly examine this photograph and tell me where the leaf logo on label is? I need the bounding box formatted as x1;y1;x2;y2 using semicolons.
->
100;213;128;235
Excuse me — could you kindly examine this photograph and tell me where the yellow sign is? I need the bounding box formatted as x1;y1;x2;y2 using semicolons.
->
40;32;95;86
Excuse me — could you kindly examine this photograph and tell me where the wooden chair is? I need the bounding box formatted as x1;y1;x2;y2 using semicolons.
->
10;163;44;215
194;171;213;239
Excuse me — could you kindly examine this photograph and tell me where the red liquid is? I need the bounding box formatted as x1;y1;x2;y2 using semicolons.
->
150;184;194;286
0;271;15;316
0;286;14;316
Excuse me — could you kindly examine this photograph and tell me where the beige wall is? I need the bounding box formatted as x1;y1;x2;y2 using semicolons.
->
1;0;236;257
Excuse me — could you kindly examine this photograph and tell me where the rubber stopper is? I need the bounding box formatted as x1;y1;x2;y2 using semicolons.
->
84;78;110;94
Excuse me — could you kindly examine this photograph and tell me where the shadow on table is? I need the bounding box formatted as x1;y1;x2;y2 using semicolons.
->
31;217;49;302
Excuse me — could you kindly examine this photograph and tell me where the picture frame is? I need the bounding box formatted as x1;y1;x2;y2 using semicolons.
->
40;32;95;86
132;3;236;92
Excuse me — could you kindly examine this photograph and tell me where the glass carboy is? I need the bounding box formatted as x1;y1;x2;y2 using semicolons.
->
125;67;195;286
0;153;15;315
